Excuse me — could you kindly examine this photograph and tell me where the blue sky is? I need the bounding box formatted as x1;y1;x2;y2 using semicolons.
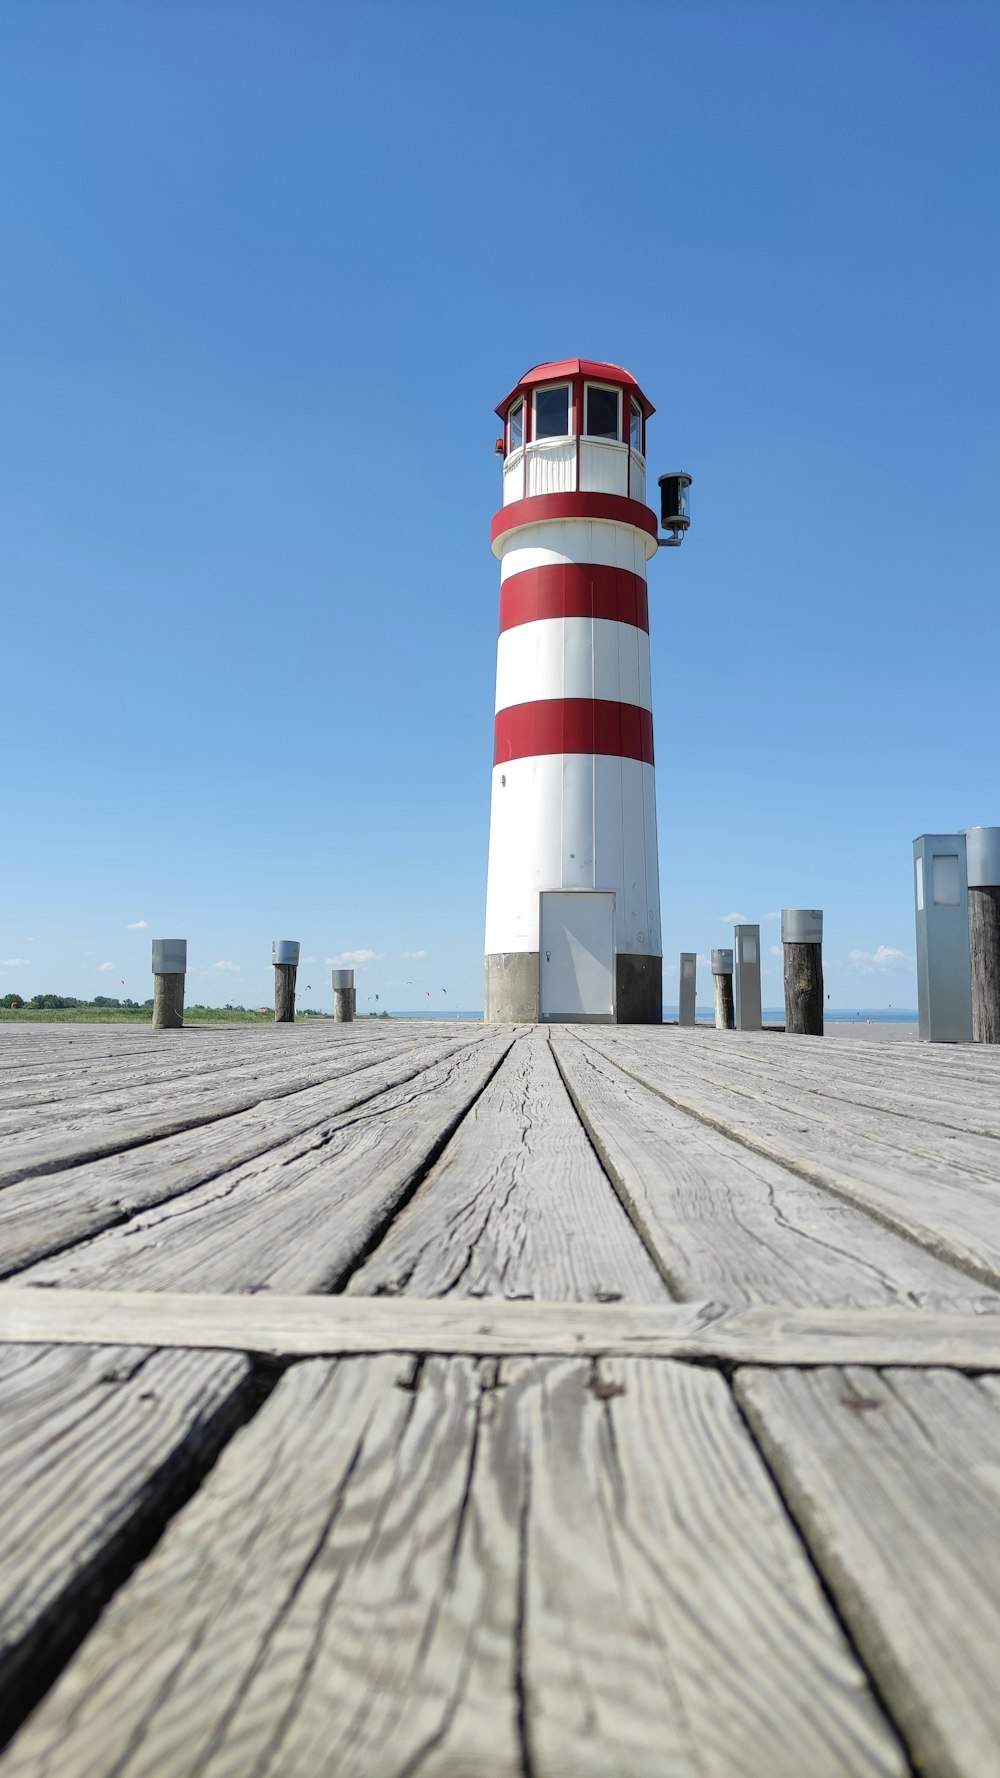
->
2;1;998;1012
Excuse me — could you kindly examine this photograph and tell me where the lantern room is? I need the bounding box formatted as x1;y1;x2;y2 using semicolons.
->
496;359;654;509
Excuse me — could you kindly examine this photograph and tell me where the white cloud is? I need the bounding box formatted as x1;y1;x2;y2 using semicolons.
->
848;946;909;974
401;949;427;960
326;949;384;966
301;956;317;965
98;961;115;971
720;911;747;925
127;920;148;931
0;958;30;968
769;944;783;957
204;960;240;974
764;911;781;921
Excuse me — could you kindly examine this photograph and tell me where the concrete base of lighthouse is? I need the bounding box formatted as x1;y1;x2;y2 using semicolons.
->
484;952;540;1024
484;952;662;1025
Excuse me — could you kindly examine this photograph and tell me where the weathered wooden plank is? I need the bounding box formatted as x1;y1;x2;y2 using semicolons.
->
0;1340;253;1744
0;1031;454;1142
553;1033;997;1310
650;1028;1000;1137
349;1030;667;1303
736;1363;1000;1778
7;1287;1000;1367
0;1031;489;1190
581;1030;1000;1291
18;1036;515;1294
0;1038;486;1278
598;1029;1000;1179
0;1355;905;1777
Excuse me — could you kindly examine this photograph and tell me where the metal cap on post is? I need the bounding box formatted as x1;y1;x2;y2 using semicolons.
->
151;939;186;1030
781;909;824;1036
733;924;762;1031
711;947;735;1030
272;939;300;1024
964;827;1000;1043
678;952;697;1026
152;939;187;975
780;910;823;946
913;834;973;1043
332;967;355;1022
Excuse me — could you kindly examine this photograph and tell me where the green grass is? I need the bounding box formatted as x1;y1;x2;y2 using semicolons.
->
0;1006;284;1024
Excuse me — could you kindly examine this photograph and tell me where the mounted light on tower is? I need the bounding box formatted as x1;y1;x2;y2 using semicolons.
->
657;472;692;547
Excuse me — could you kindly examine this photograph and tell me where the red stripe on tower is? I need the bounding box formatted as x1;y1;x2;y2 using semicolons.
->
499;564;649;635
494;699;654;767
491;491;658;555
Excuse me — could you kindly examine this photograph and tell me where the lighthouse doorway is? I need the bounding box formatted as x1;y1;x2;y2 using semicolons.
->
539;892;616;1023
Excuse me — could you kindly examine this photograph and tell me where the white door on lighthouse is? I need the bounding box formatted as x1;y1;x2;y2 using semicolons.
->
539;892;615;1022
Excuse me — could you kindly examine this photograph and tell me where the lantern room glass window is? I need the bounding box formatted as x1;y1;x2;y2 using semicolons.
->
533;385;570;439
630;398;643;453
585;385;621;442
508;399;524;453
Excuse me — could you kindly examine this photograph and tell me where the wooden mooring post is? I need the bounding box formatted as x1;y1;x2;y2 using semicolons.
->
272;940;299;1023
332;967;355;1022
782;909;824;1035
712;948;735;1029
151;939;186;1029
966;828;1000;1043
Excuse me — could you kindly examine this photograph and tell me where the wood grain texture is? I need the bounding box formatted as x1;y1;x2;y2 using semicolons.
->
151;974;184;1030
582;1029;1000;1291
783;940;824;1035
736;1363;1000;1778
970;886;1000;1044
712;971;734;1030
272;963;297;1023
0;1031;483;1187
0;1039;471;1278
0;1356;905;1777
349;1030;667;1303
0;1340;252;1740
18;1036;514;1295
8;1288;1000;1367
552;1033;997;1310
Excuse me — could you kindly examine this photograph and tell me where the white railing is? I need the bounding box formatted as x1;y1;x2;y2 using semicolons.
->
526;438;576;496
501;441;648;506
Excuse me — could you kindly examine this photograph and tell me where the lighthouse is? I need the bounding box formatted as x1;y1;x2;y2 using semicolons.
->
484;359;666;1024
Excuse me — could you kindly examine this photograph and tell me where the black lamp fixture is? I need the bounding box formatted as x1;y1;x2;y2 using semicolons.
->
657;472;692;547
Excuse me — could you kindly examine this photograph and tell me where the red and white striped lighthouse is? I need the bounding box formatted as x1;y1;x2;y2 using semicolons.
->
484;359;662;1024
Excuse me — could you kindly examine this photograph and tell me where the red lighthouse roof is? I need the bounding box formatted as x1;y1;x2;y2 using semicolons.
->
496;359;655;420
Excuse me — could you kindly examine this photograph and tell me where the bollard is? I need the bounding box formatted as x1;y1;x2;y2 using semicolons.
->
733;924;762;1031
678;953;697;1026
331;967;355;1022
272;939;300;1024
711;948;735;1029
151;939;186;1029
914;835;973;1043
782;910;824;1036
965;828;1000;1043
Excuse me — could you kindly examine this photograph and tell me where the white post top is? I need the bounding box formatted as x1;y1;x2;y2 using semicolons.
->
781;909;823;945
711;948;734;975
272;940;300;966
151;939;187;976
331;968;354;990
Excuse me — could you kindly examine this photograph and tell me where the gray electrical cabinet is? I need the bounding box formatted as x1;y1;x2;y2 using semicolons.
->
734;924;762;1031
913;833;973;1043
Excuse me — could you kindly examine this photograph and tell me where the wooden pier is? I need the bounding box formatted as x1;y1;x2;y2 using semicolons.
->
2;1018;1000;1775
